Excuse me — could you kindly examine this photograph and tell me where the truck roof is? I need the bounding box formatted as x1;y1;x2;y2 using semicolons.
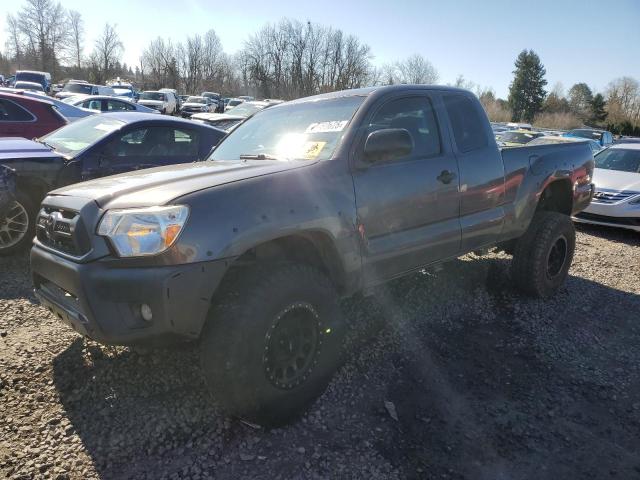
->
284;84;473;106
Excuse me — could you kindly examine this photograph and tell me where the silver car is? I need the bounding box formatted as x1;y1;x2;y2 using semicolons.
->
574;144;640;232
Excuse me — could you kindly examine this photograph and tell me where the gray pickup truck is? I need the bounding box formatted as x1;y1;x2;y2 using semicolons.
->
30;85;594;425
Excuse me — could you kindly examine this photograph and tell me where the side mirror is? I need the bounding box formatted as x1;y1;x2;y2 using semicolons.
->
363;128;413;164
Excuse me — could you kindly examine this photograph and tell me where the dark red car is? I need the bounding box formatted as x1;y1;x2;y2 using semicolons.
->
0;92;67;138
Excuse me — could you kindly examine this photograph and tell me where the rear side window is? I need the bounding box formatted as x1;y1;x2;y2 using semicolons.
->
0;99;35;122
368;96;441;160
443;94;487;153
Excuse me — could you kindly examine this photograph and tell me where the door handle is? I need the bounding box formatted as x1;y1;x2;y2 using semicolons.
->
437;170;456;184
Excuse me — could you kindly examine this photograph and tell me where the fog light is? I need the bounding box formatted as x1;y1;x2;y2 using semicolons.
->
140;304;153;322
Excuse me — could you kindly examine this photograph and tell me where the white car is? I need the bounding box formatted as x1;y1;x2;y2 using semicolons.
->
137;90;176;114
55;82;115;100
13;81;45;93
67;95;159;114
574;144;640;232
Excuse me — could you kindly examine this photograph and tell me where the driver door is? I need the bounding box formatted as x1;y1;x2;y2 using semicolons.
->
351;94;461;284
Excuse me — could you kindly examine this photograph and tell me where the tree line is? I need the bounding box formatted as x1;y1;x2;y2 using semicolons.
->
2;0;640;135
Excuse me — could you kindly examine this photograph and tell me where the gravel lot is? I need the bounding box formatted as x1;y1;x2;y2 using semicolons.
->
1;224;639;480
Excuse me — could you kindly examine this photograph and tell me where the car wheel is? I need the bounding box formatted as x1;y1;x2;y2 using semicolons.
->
200;263;345;427
511;211;576;297
0;192;35;256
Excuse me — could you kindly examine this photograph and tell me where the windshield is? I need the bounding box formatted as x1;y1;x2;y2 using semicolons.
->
569;129;603;140
594;148;640;173
186;96;206;104
500;131;542;144
113;87;133;95
40;116;124;156
64;83;92;94
228;100;243;107
140;92;165;101
224;103;265;118
210;96;365;162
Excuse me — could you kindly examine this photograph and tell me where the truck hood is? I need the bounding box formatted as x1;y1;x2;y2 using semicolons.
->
593;168;640;192
0;137;61;161
49;159;314;209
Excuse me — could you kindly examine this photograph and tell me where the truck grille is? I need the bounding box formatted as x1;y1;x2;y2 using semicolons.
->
591;189;639;204
36;207;92;256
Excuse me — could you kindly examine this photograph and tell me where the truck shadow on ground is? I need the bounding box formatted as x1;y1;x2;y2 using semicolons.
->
51;252;640;479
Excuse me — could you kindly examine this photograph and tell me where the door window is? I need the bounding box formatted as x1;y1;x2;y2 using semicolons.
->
0;99;35;121
368;96;441;160
108;127;199;158
82;99;102;111
443;94;488;152
106;100;135;111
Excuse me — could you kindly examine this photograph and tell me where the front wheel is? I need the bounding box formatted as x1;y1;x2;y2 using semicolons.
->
0;192;35;256
511;211;576;297
200;264;345;426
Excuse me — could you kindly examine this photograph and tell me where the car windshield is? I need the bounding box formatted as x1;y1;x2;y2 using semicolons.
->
64;83;92;94
140;92;165;101
40;116;124;156
224;103;265;118
228;100;243;107
569;129;603;140
113;87;133;95
500;131;541;144
210;96;365;162
594;148;640;173
186;96;206;104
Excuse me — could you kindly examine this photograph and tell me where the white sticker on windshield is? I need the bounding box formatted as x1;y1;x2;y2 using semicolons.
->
94;123;120;133
305;120;348;134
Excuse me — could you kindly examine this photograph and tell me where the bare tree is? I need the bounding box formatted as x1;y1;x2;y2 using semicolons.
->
378;54;438;86
397;54;439;84
240;18;372;99
606;77;640;125
15;0;70;75
91;23;123;83
68;10;83;72
5;15;23;69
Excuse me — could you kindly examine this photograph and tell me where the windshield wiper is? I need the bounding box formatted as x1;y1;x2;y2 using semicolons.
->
36;138;55;150
239;153;286;161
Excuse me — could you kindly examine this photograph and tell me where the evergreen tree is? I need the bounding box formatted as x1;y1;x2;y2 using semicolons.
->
507;50;547;122
589;93;607;125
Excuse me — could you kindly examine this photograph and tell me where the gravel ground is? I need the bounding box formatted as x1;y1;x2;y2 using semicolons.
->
1;224;639;480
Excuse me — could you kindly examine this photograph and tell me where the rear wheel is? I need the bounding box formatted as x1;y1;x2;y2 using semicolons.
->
511;211;575;297
200;264;345;426
0;192;35;256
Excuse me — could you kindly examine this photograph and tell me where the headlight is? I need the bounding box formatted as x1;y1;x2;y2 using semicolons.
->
630;195;640;205
97;205;189;257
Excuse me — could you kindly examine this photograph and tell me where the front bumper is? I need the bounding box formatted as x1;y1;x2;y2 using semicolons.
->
31;246;230;345
574;199;640;232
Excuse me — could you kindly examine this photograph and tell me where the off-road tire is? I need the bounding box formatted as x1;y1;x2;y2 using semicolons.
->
511;211;575;297
0;191;35;256
200;263;345;427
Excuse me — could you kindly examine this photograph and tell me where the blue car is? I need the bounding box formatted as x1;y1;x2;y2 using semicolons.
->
564;128;614;147
0;113;226;254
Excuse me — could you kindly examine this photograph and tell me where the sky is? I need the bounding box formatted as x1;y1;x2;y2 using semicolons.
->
1;0;639;98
